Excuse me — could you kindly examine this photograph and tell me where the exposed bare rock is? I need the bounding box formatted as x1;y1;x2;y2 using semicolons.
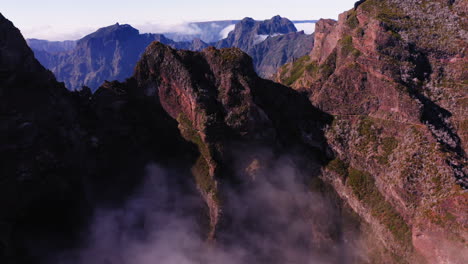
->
277;0;467;263
0;14;202;264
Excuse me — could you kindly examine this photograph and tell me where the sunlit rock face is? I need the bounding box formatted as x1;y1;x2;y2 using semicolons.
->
0;12;337;264
1;0;467;263
276;0;467;263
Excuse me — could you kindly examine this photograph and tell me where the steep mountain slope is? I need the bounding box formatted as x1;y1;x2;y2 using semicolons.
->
215;16;315;78
32;16;314;91
277;0;467;263
250;30;314;77
34;23;208;91
1;12;348;264
2;0;467;263
89;42;368;264
0;13;202;264
0;12;85;263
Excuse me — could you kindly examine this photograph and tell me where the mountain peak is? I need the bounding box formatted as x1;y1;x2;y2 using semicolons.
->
0;12;55;82
78;23;139;44
240;17;255;23
270;15;283;20
259;15;297;34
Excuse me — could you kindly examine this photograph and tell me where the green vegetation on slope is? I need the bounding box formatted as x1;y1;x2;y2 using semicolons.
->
347;168;412;246
377;137;398;165
177;113;216;195
326;158;349;179
281;55;311;86
357;117;379;151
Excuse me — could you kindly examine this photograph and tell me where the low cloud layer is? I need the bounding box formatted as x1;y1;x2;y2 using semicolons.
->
294;22;316;34
219;24;236;39
20;21;314;42
137;22;203;36
52;149;361;264
20;25;96;41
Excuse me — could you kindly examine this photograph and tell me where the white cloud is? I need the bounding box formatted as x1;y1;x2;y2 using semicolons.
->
136;22;202;35
294;23;316;34
19;21;315;42
210;23;222;29
219;24;235;39
254;34;269;44
20;24;95;41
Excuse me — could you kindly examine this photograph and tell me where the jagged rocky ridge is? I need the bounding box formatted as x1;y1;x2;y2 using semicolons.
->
32;23;210;91
0;12;203;264
1;12;355;264
1;0;467;263
276;0;467;263
31;16;314;91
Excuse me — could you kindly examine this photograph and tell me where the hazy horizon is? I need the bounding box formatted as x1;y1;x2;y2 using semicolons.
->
2;0;355;41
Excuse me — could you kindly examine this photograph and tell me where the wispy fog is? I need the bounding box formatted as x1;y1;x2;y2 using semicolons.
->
220;24;236;39
137;22;203;36
52;149;361;264
20;24;96;41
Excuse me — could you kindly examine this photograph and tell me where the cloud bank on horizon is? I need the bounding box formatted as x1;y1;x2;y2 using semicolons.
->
20;20;317;43
294;23;316;34
3;0;354;40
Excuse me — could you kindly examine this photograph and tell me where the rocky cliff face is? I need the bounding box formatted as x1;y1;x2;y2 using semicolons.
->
103;42;338;250
1;12;346;264
216;16;315;78
0;13;202;264
277;0;467;263
250;31;314;78
34;23;208;91
0;12;85;263
2;0;467;263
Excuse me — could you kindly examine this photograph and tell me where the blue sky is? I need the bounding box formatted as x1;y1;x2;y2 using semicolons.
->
2;0;355;40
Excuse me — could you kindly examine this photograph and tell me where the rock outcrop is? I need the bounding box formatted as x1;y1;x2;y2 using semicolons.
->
2;0;467;263
103;42;335;248
1;12;339;264
0;13;201;264
0;12;85;263
277;0;467;263
250;30;314;78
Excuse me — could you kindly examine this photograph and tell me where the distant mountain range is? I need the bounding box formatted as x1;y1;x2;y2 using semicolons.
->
30;24;209;91
27;17;316;91
215;16;315;77
160;19;316;43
